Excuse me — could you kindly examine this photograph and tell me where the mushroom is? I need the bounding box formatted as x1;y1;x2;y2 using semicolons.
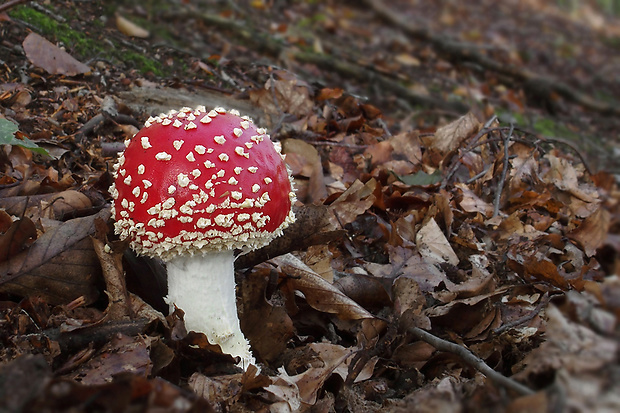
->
109;106;296;369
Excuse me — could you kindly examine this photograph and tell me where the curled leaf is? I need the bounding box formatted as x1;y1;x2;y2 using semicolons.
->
275;254;374;320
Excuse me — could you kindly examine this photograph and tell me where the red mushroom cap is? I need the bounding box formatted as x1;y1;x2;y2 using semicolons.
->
110;106;296;260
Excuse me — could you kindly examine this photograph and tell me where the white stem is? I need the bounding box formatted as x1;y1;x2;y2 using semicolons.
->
165;251;256;370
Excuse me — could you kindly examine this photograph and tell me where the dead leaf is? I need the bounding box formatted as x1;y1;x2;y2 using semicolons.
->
455;183;494;217
514;304;617;377
0;190;92;221
366;246;447;294
275;254;374;320
22;33;90;76
0;216;37;262
0;208;110;304
328;179;377;229
282;138;327;203
288;344;354;405
250;72;313;120
69;334;151;385
189;372;244;406
422;112;481;154
92;231;133;321
240;268;295;363
569;207;611;257
416;217;459;266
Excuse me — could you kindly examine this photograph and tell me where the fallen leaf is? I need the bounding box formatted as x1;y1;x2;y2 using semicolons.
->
22;33;90;76
422;112;481;154
275;254;374;320
0;216;37;262
366;246;447;294
240;268;295;363
69;334;152;385
569;207;611;257
0;208;110;304
416;217;459;266
0;190;91;220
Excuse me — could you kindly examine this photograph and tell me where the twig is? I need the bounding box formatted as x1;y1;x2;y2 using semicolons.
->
408;326;535;396
493;124;514;217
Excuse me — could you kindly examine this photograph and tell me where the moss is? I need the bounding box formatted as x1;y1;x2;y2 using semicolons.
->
10;6;102;57
9;5;166;76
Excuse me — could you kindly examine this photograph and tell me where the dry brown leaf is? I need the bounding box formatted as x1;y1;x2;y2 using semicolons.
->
328;179;377;229
415;217;459;266
0;208;109;304
115;13;150;38
282;138;327;203
189;372;244;406
543;154;599;211
22;33;90;76
0;216;36;262
288;344;354;405
422;112;481;154
250;73;313;120
366;246;447;294
568;207;611;257
265;369;302;412
92;233;133;322
455;183;494;217
389;130;423;164
240;269;295;363
67;334;152;385
275;254;374;320
0;190;92;221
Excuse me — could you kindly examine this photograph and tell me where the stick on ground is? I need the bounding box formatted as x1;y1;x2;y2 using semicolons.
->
408;326;535;396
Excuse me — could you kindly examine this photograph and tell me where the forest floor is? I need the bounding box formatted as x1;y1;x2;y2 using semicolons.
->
1;0;619;412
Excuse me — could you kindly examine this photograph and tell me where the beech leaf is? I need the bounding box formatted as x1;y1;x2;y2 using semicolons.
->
0;208;110;304
23;32;90;76
275;254;374;320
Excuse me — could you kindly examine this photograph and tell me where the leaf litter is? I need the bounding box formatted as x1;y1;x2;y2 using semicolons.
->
0;1;619;412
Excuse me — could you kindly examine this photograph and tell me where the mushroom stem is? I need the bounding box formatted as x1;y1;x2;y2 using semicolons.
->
165;251;256;369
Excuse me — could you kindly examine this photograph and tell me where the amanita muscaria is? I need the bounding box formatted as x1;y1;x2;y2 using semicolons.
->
110;106;296;369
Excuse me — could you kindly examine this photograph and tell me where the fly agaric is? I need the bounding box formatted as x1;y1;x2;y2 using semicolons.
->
109;106;296;369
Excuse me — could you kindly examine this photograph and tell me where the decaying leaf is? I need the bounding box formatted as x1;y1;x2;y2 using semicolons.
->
0;215;37;262
422;112;481;155
240;268;295;363
275;253;374;320
568;207;611;257
250;71;314;121
68;334;152;385
22;33;90;76
0;190;92;221
0;208;110;304
415;217;459;266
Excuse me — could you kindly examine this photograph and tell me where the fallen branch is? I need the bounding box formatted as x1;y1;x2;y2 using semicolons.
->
408;326;535;396
362;0;620;117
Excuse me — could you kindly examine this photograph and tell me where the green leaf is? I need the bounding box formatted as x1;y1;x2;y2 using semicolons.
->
0;118;50;156
397;169;442;186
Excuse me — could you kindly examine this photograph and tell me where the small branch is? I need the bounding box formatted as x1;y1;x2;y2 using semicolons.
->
408;326;535;396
